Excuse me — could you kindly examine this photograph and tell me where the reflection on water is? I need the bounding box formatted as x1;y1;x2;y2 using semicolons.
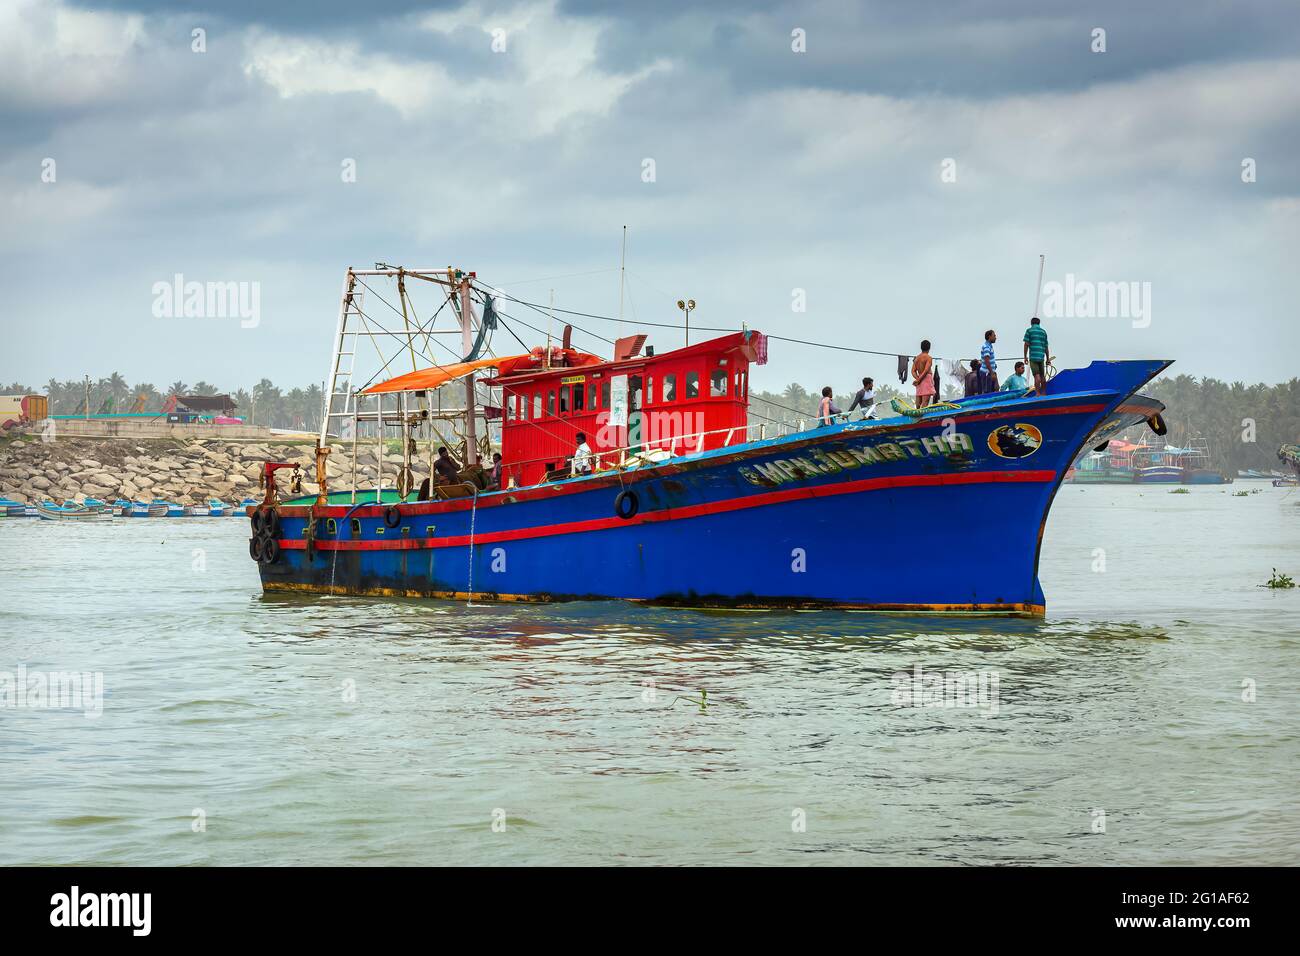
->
0;484;1296;865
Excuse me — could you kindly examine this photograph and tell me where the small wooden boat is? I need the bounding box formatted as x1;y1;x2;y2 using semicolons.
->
36;500;112;521
0;498;27;517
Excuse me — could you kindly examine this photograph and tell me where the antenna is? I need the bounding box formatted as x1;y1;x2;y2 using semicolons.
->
618;225;627;323
1032;254;1046;318
546;289;554;369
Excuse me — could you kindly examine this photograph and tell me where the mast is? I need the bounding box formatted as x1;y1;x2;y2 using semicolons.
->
1032;254;1046;318
460;273;478;466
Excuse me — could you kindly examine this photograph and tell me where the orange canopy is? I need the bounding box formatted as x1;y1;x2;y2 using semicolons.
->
360;355;528;395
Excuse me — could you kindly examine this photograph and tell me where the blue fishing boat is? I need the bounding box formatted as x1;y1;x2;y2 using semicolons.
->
0;498;27;517
245;266;1173;617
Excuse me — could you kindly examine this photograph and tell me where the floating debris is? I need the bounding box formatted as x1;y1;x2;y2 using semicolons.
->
1262;569;1295;589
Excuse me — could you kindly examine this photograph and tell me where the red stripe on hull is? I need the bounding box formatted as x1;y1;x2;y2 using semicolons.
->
277;402;1103;521
277;468;1055;551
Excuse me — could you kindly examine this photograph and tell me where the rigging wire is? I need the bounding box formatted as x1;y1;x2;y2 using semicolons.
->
485;288;978;364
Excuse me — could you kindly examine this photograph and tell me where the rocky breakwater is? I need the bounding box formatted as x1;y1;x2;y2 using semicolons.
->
0;437;434;506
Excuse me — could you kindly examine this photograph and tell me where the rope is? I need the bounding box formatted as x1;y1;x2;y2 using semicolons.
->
466;489;479;606
481;286;1008;365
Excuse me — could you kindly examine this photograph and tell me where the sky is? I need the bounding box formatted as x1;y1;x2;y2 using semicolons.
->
2;0;1298;396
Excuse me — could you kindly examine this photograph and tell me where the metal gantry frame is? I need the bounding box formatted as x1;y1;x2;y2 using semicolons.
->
320;267;495;502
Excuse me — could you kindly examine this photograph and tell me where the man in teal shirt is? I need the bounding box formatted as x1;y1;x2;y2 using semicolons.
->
1001;361;1029;392
1023;317;1050;392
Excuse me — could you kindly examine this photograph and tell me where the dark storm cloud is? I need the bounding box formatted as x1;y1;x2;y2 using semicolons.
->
580;0;1300;97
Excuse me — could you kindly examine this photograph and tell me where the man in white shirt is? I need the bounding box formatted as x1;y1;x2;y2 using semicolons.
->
573;432;594;475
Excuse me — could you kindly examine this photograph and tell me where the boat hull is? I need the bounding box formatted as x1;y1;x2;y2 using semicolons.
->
254;360;1170;615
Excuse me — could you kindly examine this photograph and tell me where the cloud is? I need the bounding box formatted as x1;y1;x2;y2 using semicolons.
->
1;0;1296;389
242;1;671;134
0;0;145;110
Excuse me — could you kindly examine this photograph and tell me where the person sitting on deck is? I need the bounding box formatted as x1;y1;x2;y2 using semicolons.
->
817;386;841;426
912;341;936;408
963;360;981;397
487;452;503;490
1001;361;1029;392
847;377;875;417
434;446;460;485
573;432;594;476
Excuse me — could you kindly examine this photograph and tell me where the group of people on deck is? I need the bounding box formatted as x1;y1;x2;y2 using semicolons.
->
912;317;1049;409
816;317;1051;425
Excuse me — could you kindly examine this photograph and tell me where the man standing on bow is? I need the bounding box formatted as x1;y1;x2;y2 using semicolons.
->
980;329;999;393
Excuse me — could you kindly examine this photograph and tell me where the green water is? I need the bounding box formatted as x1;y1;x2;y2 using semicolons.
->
1;483;1296;865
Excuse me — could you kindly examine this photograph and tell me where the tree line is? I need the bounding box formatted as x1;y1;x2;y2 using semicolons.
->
7;377;324;431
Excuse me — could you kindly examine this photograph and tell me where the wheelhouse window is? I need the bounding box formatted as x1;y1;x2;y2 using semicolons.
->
505;394;514;421
547;390;556;417
646;377;654;406
710;369;727;397
686;371;699;399
601;380;610;409
559;386;569;414
573;382;585;411
532;393;541;419
663;374;677;402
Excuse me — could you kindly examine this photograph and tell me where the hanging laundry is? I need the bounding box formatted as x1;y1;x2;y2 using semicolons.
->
897;355;911;384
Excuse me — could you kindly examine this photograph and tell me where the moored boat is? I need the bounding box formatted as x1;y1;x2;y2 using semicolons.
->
36;500;112;520
245;265;1174;616
1279;444;1300;485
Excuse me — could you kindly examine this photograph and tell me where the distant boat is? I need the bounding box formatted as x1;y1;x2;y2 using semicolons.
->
0;497;27;517
1131;435;1230;484
153;499;185;517
1279;444;1300;484
36;500;112;521
205;499;227;517
127;500;167;517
